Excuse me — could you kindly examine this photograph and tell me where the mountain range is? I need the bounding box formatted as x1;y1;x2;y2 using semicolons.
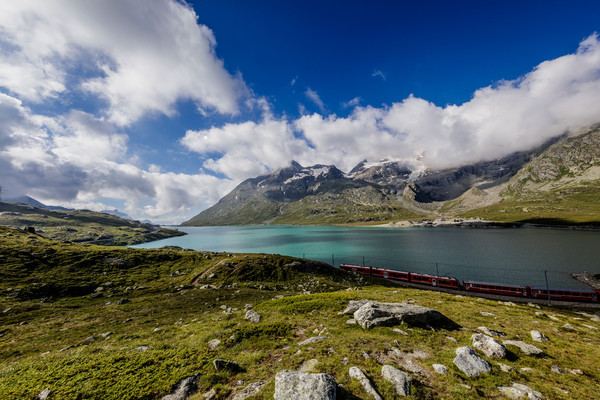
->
183;125;600;226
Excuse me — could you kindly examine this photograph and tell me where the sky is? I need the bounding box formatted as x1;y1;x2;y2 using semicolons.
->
1;0;600;224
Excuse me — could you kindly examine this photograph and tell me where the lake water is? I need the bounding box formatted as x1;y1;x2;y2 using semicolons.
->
132;225;600;289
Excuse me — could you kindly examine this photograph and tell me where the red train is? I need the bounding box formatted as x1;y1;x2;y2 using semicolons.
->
339;264;600;303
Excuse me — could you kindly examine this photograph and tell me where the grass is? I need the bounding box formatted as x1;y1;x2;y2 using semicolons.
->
1;226;600;399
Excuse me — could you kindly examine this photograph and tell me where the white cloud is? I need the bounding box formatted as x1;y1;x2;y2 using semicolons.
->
305;88;326;113
372;69;386;80
0;0;245;125
342;97;362;108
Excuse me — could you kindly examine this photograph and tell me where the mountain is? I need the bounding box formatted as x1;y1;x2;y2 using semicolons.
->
184;126;600;226
101;208;133;220
3;195;72;211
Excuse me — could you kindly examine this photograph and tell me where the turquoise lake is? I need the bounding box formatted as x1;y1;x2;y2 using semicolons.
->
132;225;600;289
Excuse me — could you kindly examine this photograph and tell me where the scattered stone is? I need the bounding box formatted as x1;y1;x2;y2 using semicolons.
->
562;323;576;330
38;388;51;399
244;310;261;323
362;352;370;359
582;324;598;330
202;388;216;399
498;363;513;372
207;339;221;350
381;365;411;396
554;387;569;395
445;336;458;342
274;370;336;400
519;367;536;373
161;373;200;400
349;366;382;400
298;336;329;346
231;381;266;400
100;332;113;339
551;365;564;374
346;319;357;325
548;315;560;322
502;340;544;356
213;359;243;373
497;383;544;399
433;364;448;374
568;368;584;375
535;311;547;318
352;301;459;330
299;358;319;373
530;330;548;342
393;328;408;336
117;298;129;305
59;345;75;352
83;336;95;344
453;346;491;377
342;357;348;365
133;345;149;352
472;333;507;358
527;302;541;309
478;326;506;337
480;311;495;317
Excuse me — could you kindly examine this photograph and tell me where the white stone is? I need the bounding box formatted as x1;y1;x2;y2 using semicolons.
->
472;333;507;358
530;330;548;342
432;364;448;374
453;347;491;377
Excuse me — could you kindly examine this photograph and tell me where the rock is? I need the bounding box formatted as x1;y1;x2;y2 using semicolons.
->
38;388;51;399
83;336;95;344
213;359;243;373
568;368;584;375
582;324;598;330
453;347;491;377
348;366;382;400
530;330;548;342
352;301;458;330
432;364;448;374
298;336;328;346
535;311;547;318
161;373;200;400
231;381;266;400
472;333;507;358
207;339;221;350
299;358;319;372
245;310;261;323
562;323;576;330
477;326;506;337
445;336;458;342
498;363;513;372
342;357;349;365
497;383;544;399
342;300;370;315
381;365;411;396
346;319;357;325
202;388;216;399
117;298;129;305
100;332;113;339
393;328;408;335
133;345;149;352
480;311;495;317
551;365;564;374
274;370;336;400
502;340;544;356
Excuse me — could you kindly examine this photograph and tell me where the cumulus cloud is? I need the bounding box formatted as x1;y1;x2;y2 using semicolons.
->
0;0;245;125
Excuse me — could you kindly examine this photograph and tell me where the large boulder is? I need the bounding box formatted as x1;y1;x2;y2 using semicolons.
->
471;333;507;358
381;365;411;396
453;347;491;377
352;301;459;330
502;340;544;356
274;370;336;400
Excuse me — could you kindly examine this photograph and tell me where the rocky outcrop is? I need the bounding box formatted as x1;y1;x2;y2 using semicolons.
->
274;370;336;400
453;347;491;377
161;373;199;400
349;366;382;400
471;333;507;358
381;365;411;396
352;301;459;330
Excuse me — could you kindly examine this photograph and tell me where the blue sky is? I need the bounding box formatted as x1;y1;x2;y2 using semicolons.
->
1;0;600;223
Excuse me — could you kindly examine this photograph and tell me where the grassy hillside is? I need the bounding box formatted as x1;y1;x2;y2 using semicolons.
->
0;202;184;245
1;226;599;399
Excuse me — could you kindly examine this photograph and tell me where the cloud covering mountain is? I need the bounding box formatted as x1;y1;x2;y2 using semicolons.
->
1;1;600;223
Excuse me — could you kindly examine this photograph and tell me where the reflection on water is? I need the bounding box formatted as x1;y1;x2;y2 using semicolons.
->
132;225;600;289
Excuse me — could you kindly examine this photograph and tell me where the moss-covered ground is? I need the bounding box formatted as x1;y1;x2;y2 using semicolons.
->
1;226;599;399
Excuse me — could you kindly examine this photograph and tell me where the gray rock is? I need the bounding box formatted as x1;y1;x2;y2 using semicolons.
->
562;323;576;330
161;373;199;400
83;336;95;344
393;328;408;335
453;346;491;377
346;319;357;325
299;358;319;372
480;311;495;317
341;300;370;315
213;359;243;373
245;310;261;323
497;383;544;399
298;336;329;346
274;370;336;400
38;388;51;400
207;339;221;350
477;326;506;337
551;365;564;374
498;363;513;372
530;330;548;342
381;365;411;396
117;298;129;305
352;301;458;330
133;345;149;352
472;333;507;358
433;364;448;374
231;381;266;400
348;366;382;400
503;340;544;356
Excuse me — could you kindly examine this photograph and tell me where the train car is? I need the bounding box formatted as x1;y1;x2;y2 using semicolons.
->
339;264;372;274
463;280;529;297
529;286;598;302
386;269;410;282
409;272;461;289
